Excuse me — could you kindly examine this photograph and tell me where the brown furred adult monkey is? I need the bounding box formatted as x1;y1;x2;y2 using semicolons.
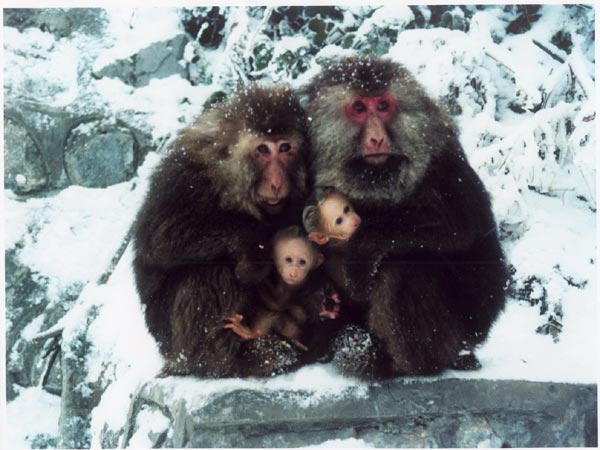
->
133;85;310;377
304;56;508;379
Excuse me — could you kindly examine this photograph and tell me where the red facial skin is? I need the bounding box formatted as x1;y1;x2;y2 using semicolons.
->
343;95;397;165
252;139;298;209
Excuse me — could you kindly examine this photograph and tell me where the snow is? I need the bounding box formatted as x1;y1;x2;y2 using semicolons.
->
3;4;597;449
5;152;161;297
92;8;182;73
3;27;81;107
5;388;61;449
307;438;373;448
94;75;215;139
126;405;171;448
137;363;369;410
353;5;414;47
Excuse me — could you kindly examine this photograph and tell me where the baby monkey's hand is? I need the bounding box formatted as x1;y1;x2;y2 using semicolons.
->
320;292;341;320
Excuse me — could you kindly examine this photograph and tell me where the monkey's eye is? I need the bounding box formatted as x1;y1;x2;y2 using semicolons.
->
352;101;367;113
299;259;307;266
377;101;389;111
279;143;291;153
335;217;343;226
343;206;350;214
257;144;270;155
285;257;293;264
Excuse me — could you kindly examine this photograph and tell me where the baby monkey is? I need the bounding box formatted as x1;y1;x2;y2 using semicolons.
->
302;187;362;246
225;226;340;351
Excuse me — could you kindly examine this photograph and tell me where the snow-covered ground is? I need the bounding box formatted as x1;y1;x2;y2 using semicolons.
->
3;4;597;449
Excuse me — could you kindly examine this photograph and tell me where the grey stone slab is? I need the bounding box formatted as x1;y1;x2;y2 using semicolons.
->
92;35;189;87
116;377;597;448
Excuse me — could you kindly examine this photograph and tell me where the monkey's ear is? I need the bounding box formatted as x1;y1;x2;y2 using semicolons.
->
308;232;329;245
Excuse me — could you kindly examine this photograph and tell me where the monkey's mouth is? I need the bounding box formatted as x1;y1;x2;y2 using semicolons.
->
363;153;390;165
259;196;287;214
261;197;283;206
358;151;407;167
346;153;409;186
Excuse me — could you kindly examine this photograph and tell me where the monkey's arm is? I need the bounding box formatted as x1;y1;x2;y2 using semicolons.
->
137;211;269;270
134;150;272;270
356;154;500;257
224;314;258;340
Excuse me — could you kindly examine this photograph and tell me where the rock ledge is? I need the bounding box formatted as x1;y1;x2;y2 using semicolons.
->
110;378;597;448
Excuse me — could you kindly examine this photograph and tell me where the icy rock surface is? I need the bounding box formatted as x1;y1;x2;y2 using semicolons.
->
3;8;108;38
92;34;189;87
112;377;597;448
4;103;154;193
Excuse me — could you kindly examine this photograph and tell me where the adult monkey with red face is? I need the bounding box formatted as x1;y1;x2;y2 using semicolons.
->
133;86;310;377
305;56;508;378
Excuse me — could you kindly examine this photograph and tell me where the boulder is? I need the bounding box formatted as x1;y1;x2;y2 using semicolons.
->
3;118;49;193
64;123;136;188
92;35;189;87
4;103;154;193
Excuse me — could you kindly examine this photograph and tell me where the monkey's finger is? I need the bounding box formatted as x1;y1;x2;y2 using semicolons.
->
224;314;244;322
292;340;308;351
225;325;254;340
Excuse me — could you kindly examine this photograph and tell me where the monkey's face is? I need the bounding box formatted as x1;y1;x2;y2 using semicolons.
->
319;193;361;241
307;57;449;206
215;129;307;218
198;85;309;219
343;94;397;166
274;237;317;286
248;133;305;215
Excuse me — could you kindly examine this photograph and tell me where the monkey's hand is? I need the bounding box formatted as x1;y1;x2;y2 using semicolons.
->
224;314;261;341
320;292;341;320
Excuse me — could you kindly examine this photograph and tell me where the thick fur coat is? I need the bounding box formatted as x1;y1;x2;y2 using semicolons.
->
133;86;310;377
306;56;508;378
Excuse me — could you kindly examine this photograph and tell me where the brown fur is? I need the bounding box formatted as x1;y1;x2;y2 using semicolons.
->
227;226;337;351
305;55;508;379
250;268;335;349
305;57;455;207
133;85;310;377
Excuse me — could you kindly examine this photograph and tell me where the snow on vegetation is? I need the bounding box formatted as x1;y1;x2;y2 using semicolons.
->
3;4;596;449
5;388;62;449
3;27;81;107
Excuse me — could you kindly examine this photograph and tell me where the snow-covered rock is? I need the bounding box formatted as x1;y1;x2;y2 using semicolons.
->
112;377;597;448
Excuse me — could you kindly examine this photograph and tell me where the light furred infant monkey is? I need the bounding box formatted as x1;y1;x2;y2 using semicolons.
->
302;187;362;246
225;226;340;351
